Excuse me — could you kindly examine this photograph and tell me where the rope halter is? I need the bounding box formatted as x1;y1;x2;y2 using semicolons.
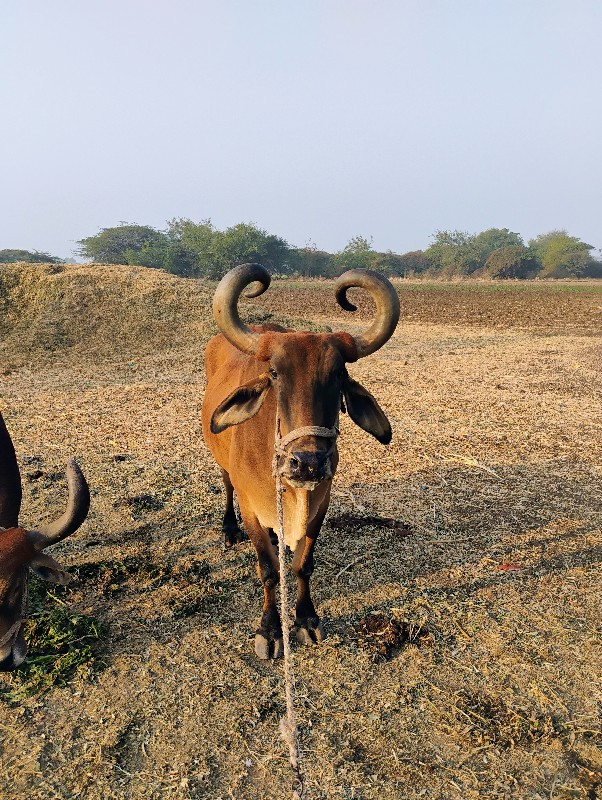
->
271;421;339;479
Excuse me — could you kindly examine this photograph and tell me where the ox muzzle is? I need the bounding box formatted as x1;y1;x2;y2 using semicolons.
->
272;424;339;490
286;450;331;486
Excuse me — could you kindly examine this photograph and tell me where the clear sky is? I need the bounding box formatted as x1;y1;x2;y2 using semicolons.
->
2;0;601;259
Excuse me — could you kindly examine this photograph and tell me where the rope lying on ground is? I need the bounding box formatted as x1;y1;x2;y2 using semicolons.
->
274;466;303;799
272;416;339;800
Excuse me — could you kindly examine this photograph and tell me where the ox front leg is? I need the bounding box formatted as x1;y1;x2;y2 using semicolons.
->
221;468;246;548
241;512;283;659
292;535;325;645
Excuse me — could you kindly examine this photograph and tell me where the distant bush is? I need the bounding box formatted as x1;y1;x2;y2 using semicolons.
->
582;259;602;278
372;250;430;277
77;224;167;265
482;245;539;279
288;244;335;277
528;230;596;278
0;249;63;264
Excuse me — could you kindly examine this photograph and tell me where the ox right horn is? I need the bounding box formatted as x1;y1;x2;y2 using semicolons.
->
31;460;90;550
213;263;271;355
334;269;400;358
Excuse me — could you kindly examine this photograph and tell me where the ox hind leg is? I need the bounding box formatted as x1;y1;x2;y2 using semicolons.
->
221;468;246;548
292;509;327;646
238;505;283;659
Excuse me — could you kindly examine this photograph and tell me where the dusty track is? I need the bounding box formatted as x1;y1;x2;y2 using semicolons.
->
1;264;601;799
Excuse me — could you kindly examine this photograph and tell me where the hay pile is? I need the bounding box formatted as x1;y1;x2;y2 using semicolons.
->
0;265;601;799
0;262;217;385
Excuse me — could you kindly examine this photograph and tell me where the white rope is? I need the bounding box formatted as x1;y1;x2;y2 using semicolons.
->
275;463;303;799
272;414;339;800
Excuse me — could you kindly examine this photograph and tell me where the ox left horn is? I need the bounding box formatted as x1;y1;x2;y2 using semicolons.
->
334;269;400;357
30;459;90;550
213;263;271;355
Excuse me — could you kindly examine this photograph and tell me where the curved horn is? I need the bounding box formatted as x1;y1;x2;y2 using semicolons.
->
213;263;271;355
334;269;400;358
33;459;90;550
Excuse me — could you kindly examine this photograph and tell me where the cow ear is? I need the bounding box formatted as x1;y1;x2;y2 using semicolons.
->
342;376;392;444
211;372;273;433
29;552;72;585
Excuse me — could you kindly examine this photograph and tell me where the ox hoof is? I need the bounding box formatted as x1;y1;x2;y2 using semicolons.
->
255;631;284;660
224;526;247;549
294;617;325;646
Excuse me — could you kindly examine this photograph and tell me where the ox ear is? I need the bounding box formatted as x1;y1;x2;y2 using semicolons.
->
211;372;273;433
29;552;72;585
342;376;392;445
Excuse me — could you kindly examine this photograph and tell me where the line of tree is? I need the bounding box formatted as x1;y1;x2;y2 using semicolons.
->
0;249;63;264
75;222;602;279
3;223;601;279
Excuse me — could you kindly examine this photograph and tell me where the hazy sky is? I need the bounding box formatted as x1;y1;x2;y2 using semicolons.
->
2;1;601;259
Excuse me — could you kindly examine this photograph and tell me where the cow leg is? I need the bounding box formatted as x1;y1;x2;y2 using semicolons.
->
221;468;245;548
292;535;324;645
240;510;283;660
292;505;327;646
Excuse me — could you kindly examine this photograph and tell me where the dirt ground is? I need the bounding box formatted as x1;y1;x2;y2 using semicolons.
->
1;264;601;800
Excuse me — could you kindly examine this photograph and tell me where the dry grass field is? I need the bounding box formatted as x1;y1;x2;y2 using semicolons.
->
1;263;601;800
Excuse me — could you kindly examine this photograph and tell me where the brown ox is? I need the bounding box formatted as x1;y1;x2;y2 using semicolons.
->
0;411;90;670
202;264;399;659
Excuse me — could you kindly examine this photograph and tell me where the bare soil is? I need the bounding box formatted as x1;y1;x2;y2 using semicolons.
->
1;264;601;800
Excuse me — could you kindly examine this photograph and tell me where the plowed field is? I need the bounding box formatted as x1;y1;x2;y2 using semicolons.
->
1;264;601;800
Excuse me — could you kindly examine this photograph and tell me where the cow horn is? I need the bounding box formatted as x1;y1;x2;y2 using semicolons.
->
334;269;400;358
31;459;90;550
213;263;271;355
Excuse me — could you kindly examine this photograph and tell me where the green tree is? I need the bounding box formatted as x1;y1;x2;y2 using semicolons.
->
372;250;430;277
583;254;602;278
483;245;539;279
370;251;404;276
288;242;334;277
0;249;63;264
77;224;168;265
123;239;169;269
333;236;375;274
213;223;290;278
425;230;481;277
164;218;217;277
528;230;595;278
473;228;523;265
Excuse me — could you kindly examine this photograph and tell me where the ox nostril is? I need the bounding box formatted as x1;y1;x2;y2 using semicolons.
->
290;451;328;477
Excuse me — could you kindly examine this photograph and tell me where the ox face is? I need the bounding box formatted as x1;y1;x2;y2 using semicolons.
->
211;332;392;488
0;527;70;671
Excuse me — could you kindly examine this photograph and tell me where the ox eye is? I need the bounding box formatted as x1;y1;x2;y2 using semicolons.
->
269;367;278;379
